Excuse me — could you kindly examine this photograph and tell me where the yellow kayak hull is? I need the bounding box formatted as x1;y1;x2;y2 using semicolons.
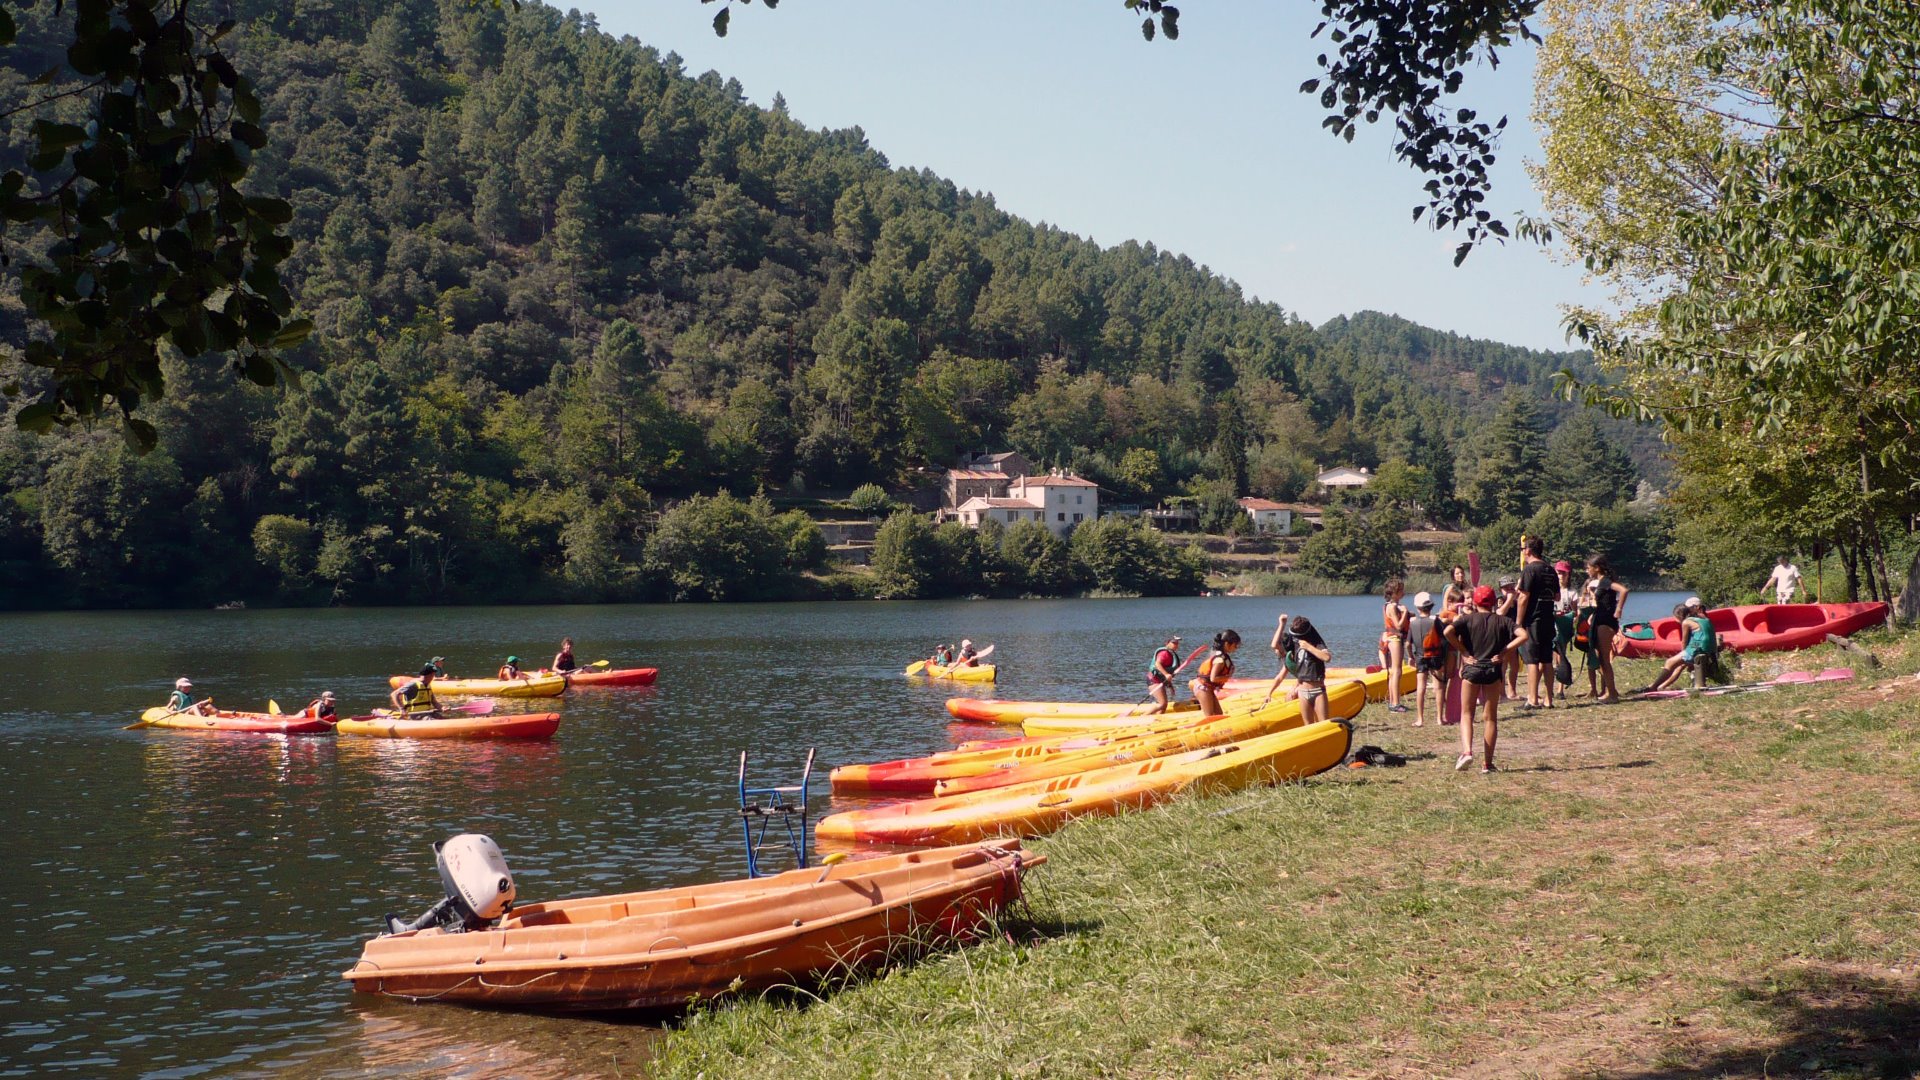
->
817;720;1354;847
385;674;567;698
910;663;996;683
1020;667;1409;735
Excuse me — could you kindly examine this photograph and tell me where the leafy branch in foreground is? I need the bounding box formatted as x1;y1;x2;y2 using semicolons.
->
2;0;307;450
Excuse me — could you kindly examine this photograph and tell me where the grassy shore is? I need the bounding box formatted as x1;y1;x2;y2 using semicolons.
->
652;629;1920;1078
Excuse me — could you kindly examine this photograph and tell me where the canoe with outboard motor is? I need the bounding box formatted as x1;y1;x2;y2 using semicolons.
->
135;706;334;735
344;839;1039;1010
386;674;567;698
1615;602;1888;658
816;720;1353;847
335;712;561;740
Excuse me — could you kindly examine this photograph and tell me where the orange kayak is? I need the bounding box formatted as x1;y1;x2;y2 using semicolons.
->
343;841;1039;1010
817;721;1352;847
136;706;332;735
335;713;561;740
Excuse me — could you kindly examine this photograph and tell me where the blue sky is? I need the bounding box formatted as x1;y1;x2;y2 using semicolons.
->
582;1;1600;353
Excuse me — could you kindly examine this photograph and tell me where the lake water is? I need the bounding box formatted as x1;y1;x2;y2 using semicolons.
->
0;591;1686;1077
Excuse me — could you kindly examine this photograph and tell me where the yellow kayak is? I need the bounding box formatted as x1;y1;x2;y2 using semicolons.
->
1020;667;1410;735
385;674;567;698
835;681;1362;794
934;679;1367;796
817;720;1353;847
909;662;996;683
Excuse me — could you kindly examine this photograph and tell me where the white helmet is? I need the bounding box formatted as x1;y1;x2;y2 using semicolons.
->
961;639;973;648
175;677;192;690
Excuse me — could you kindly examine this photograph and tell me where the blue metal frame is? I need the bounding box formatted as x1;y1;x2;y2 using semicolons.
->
737;748;815;878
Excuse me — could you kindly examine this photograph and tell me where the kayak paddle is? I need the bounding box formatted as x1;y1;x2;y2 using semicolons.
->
904;659;928;676
268;700;282;715
126;698;213;729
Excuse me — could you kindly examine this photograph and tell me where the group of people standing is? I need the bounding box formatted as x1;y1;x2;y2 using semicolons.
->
1142;613;1336;727
1375;540;1634;772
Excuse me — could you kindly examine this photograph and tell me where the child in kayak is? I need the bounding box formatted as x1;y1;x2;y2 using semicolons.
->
302;691;338;723
497;656;523;680
552;638;577;673
165;678;214;716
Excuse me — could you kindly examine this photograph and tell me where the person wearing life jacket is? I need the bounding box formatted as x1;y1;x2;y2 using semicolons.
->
1645;597;1721;693
1264;615;1333;724
389;666;442;719
1407;592;1449;728
302;691;338;723
497;655;523;680
1189;630;1241;716
957;639;979;667
165;677;214;716
1145;635;1183;714
552;638;577;674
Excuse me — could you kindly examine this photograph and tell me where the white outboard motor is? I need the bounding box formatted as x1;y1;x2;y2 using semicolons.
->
384;834;517;935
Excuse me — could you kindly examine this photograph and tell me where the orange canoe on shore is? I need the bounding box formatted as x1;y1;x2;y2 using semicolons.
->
343;842;1039;1011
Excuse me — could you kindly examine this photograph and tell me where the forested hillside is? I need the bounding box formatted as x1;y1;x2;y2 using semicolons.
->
0;0;1654;608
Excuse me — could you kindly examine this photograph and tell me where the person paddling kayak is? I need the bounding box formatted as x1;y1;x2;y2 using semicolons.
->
957;639;981;667
302;691;338;723
552;638;577;674
165;678;214;716
497;655;523;680
1145;635;1183;714
388;667;443;719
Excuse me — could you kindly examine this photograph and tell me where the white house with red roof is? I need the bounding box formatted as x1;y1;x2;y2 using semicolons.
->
1236;497;1322;534
953;469;1100;536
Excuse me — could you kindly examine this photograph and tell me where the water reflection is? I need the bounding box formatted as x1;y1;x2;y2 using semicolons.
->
0;593;1690;1076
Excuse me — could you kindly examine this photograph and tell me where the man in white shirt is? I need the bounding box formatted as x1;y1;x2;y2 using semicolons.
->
1762;556;1803;603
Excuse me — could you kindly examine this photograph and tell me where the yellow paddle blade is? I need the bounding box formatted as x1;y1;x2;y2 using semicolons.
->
589;659;611;668
268;700;282;715
904;660;927;675
820;851;850;865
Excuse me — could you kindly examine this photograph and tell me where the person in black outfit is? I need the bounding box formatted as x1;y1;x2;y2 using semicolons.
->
1444;584;1530;774
1515;536;1560;709
1584;554;1631;703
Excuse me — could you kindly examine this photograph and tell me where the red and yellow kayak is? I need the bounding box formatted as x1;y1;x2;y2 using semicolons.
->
540;667;657;688
817;720;1353;847
135;706;333;735
335;712;561;740
386;674;567;698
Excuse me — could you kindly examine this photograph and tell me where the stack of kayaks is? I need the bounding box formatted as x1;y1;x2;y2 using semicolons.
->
343;841;1039;1010
1017;666;1409;735
1616;602;1888;658
134;707;332;735
816;720;1353;847
335;712;561;740
945;666;1408;728
386;674;568;698
838;679;1367;795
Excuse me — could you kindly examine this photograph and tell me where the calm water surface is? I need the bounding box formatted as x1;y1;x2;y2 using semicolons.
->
0;592;1686;1077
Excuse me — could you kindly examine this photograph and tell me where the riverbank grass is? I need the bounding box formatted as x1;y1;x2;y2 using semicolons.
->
653;630;1920;1078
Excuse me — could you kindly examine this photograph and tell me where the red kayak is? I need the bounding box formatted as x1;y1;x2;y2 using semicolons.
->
1617;602;1888;658
538;667;658;688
